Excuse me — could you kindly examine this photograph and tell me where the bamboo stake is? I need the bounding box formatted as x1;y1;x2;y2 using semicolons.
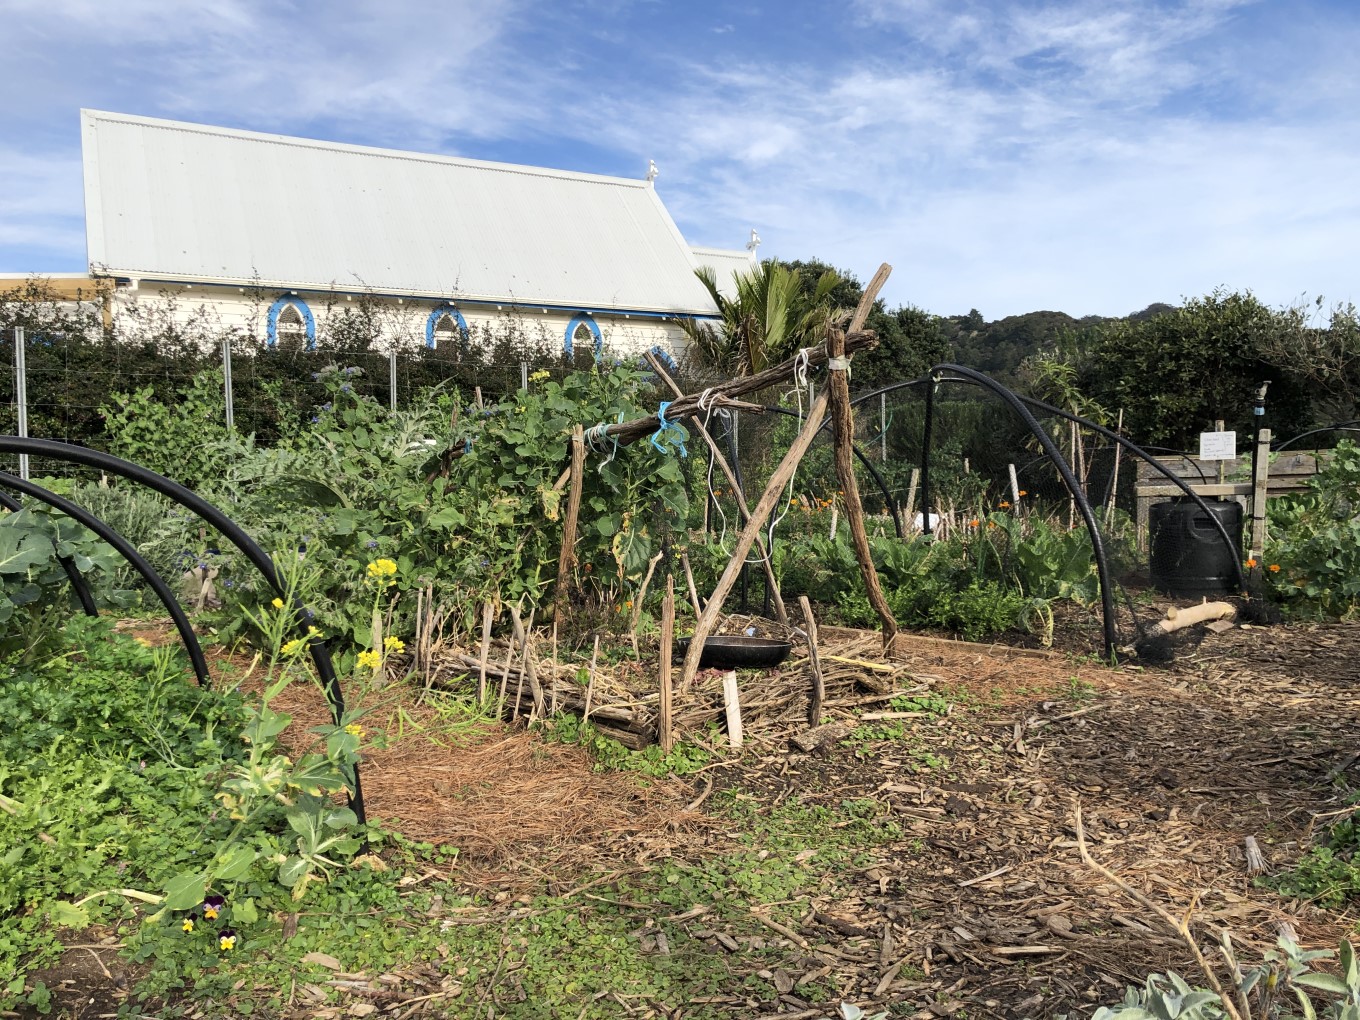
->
1008;463;1021;507
659;575;675;753
645;352;788;625
550;621;559;718
555;425;586;615
798;595;825;727
477;601;494;704
904;467;919;534
496;633;514;719
826;263;896;644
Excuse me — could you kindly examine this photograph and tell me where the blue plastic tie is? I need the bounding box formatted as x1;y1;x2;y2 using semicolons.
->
650;402;688;457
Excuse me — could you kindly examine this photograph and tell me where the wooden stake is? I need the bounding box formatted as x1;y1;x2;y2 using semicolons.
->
555;425;586;615
1008;463;1021;507
904;467;920;533
583;634;600;724
680;551;703;617
659;575;675;753
798;595;825;727
496;633;514;719
826;269;896;645
646;352;788;625
629;550;665;657
1104;409;1124;531
477;600;494;704
508;603;545;719
722;670;743;749
550;621;559;718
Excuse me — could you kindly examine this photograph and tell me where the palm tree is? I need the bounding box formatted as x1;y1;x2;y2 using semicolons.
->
681;260;842;376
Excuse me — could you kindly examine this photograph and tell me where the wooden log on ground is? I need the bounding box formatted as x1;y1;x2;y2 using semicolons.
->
826;263;896;645
1149;601;1235;635
790;721;853;753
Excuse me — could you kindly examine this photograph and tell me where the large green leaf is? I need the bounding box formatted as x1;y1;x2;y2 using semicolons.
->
0;527;50;575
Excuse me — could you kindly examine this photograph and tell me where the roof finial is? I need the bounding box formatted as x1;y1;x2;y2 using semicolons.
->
646;159;659;183
746;228;761;253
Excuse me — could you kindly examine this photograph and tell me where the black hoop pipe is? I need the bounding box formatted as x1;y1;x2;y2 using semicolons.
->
0;489;99;618
923;366;1119;659
1273;423;1360;453
0;472;209;680
759;407;904;539
0;437;365;825
844;380;1247;594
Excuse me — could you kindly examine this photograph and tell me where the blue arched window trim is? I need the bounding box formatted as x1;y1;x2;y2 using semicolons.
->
647;345;677;370
425;307;470;350
266;296;316;349
564;313;603;357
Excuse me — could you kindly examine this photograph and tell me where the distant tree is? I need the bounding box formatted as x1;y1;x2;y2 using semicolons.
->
1127;302;1178;322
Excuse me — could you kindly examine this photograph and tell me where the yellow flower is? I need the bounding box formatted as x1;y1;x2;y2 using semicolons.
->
357;650;381;671
219;933;236;952
366;559;398;582
271;598;284;609
281;638;306;656
182;918;195;933
530;369;551;382
345;723;364;737
383;636;405;654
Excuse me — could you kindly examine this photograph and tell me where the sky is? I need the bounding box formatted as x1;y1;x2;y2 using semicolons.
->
2;0;1358;321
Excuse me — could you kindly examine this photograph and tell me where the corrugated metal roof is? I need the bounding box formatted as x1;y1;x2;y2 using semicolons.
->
689;246;757;300
81;110;721;316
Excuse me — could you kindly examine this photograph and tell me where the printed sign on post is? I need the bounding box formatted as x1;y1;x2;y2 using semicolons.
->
1199;431;1237;461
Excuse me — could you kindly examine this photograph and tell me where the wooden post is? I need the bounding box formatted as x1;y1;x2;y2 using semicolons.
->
659;575;675;753
554;425;586;615
1250;428;1272;564
826;263;897;644
645;352;788;625
1007;463;1021;507
680;551;703;617
1215;419;1226;486
798;595;825;727
722;670;743;749
477;600;494;704
583;634;600;724
629;550;665;657
904;467;920;534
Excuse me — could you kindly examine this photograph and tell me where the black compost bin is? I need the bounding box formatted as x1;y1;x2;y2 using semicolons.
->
1148;499;1243;594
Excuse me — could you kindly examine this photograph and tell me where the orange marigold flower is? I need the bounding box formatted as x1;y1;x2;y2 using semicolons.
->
970;518;980;527
999;501;1011;509
987;521;997;528
1245;558;1258;568
1017;490;1028;497
1268;563;1281;572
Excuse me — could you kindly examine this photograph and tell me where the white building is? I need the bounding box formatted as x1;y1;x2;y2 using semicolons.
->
6;110;757;358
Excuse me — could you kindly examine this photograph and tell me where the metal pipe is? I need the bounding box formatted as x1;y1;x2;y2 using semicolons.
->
222;337;235;431
14;328;29;480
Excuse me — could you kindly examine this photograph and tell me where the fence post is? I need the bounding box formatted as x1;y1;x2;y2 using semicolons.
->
389;350;398;412
221;337;235;431
520;360;528;392
14;327;29;480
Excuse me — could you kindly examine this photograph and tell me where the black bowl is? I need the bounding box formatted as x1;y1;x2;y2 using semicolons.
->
676;635;793;669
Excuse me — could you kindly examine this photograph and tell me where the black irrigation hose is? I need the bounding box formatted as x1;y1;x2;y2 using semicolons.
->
0;437;365;826
0;472;208;680
1273;423;1360;453
0;489;100;618
925;366;1119;661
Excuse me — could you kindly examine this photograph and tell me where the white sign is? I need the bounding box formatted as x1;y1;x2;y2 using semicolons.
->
1199;431;1237;461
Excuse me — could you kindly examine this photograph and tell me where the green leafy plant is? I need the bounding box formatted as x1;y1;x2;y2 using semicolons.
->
1265;440;1360;619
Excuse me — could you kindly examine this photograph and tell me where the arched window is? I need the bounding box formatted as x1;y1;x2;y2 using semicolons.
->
424;306;469;351
648;345;677;370
564;313;602;357
266;296;316;350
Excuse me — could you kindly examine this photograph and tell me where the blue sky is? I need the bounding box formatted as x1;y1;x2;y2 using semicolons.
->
2;0;1358;320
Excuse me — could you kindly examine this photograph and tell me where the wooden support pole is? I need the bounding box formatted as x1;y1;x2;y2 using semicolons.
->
646;351;788;625
798;595;825;727
659;575;675;753
554;425;586;615
827;264;897;645
904;467;920;534
680;551;703;618
1250;427;1272;564
1104;409;1124;531
678;390;831;692
722;670;743;749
